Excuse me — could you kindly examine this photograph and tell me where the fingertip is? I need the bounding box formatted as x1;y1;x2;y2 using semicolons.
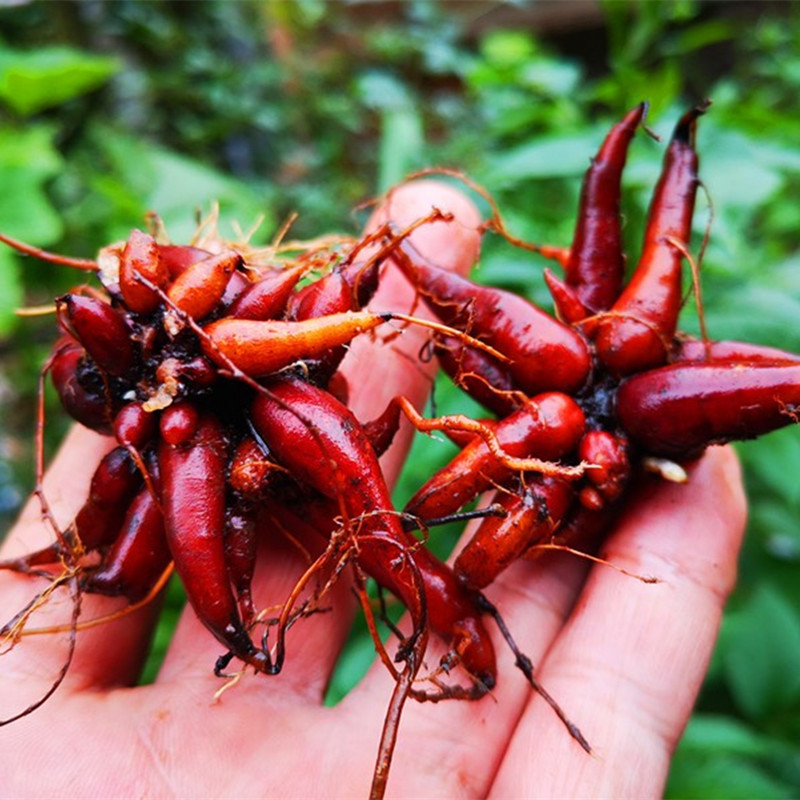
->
488;446;750;799
692;444;747;532
369;178;483;277
342;179;485;483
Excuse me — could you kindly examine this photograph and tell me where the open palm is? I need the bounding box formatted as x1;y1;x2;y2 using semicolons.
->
0;183;745;798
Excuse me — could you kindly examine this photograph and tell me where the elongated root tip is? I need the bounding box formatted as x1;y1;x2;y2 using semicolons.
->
673;99;712;145
214;652;235;676
568;722;593;755
478;592;591;753
475;671;495;691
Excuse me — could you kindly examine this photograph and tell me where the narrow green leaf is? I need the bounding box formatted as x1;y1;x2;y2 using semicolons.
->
678;714;777;758
0;248;23;337
486;127;607;185
378;108;424;192
667;752;795;799
721;585;800;719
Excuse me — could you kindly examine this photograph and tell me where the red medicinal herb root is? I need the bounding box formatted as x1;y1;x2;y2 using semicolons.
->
251;376;498;687
563;101;648;316
0;210;466;684
397;100;798;604
593;102;708;374
2;102;798;800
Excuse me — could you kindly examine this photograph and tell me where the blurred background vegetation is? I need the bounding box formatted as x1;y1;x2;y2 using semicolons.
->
0;1;799;795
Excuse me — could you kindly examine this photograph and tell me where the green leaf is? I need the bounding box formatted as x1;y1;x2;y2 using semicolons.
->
519;59;580;96
700;126;800;212
738;432;800;506
667;753;795;799
0;126;64;243
146;149;272;242
748;500;800;562
0;46;120;116
701;286;800;354
486;127;606;185
721;585;800;720
678;714;777;758
0;168;64;244
0;125;62;178
356;71;413;112
480;30;535;70
667;18;737;55
89;128;274;242
475;253;545;289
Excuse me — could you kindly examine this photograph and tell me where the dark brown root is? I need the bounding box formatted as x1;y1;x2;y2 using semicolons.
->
477;593;591;754
0;575;82;726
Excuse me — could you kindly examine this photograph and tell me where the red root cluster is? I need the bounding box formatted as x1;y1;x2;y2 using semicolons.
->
2;100;799;798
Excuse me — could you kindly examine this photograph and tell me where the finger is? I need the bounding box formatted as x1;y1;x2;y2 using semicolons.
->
343;447;745;798
156;180;483;700
489;445;747;798
346;178;484;486
1;426;111;559
340;502;594;797
0;427;163;717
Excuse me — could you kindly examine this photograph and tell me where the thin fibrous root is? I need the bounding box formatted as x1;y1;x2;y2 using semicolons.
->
401;504;508;533
394;396;588;480
0;576;82;726
384;312;511;365
667;233;709;346
16;564;175;637
477;593;592;755
0;232;98;271
399;167;571;267
525;544;661;584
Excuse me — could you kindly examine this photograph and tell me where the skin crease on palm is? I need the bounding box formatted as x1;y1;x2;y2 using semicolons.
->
0;181;746;799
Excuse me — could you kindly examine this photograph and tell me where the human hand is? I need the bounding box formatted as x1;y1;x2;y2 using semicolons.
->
0;182;746;798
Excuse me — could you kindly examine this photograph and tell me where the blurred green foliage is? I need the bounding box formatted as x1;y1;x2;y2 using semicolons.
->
0;1;799;795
